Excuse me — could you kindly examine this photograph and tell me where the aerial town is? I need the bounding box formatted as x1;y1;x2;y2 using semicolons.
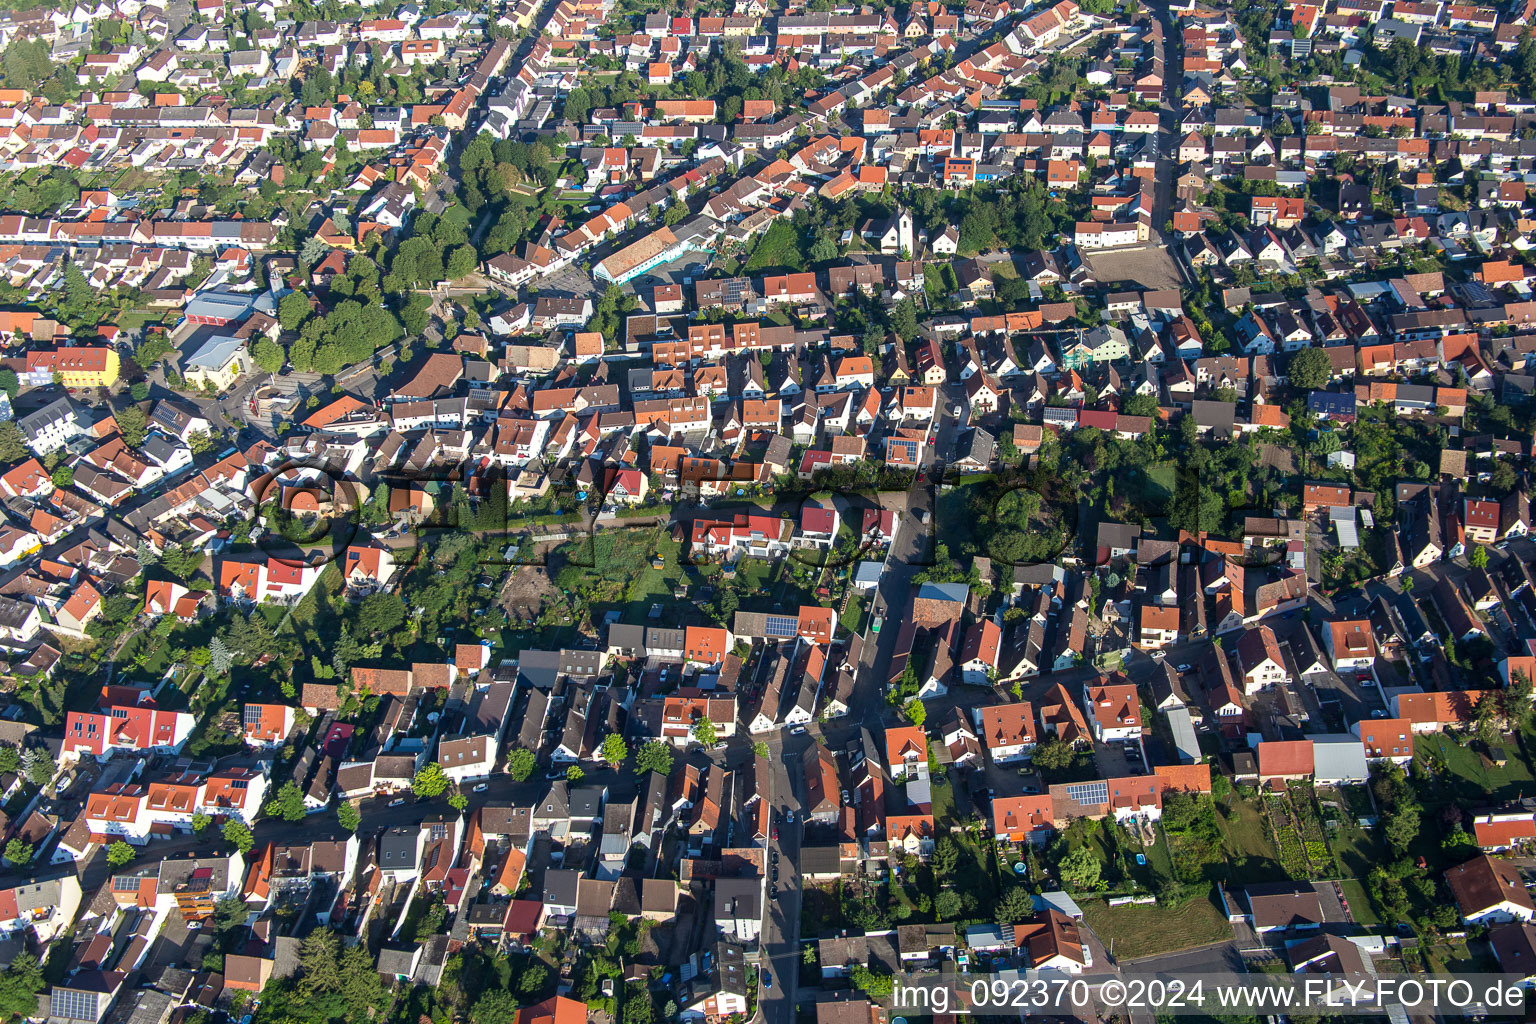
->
0;0;1534;1018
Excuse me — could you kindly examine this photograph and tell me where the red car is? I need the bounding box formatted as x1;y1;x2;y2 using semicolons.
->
772;827;780;841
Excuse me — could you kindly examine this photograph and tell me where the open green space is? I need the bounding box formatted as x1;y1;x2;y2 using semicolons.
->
1078;890;1233;960
1338;878;1379;927
1415;726;1536;805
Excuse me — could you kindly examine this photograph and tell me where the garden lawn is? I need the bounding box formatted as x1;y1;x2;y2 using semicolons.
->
439;203;473;233
743;220;805;274
1337;878;1379;927
840;591;870;635
1215;793;1290;884
935;478;985;558
931;778;956;828
1078;887;1233;960
937;831;998;915
1417;727;1536;806
730;558;781;612
113;308;163;331
1326;818;1381;879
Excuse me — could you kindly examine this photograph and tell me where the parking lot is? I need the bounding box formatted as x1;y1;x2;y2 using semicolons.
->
1093;738;1146;778
539;263;603;300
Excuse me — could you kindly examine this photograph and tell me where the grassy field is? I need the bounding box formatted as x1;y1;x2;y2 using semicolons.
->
931;778;956;828
840;590;870;635
1423;939;1498;973
1416;727;1536;805
742;220;805;274
1337;878;1379;927
1079;889;1233;960
1326;817;1381;879
1122;461;1179;512
113;308;165;331
935;476;987;558
731;558;780;612
941;831;1001;916
1215;792;1290;884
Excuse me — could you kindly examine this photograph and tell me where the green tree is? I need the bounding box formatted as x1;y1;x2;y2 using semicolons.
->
214;894;248;935
2;839;30;865
55;261;93;326
1469;544;1489;569
566;764;585;782
691;717;717;746
752;741;770;759
932;836;960;875
635;740;674;776
901;697;926;727
337;802;361;832
1057;845;1101;890
507;747;537;781
107;840;135;867
401;292;432;335
446;245;478;279
1031;737;1075;773
1474;691;1502;746
622;990;654;1024
0;746;17;775
0;39;49;90
222;820;254;854
413;761;450;798
297;930;342;998
279;290;313;331
356;591;406;634
0;953;43;1022
1442;826;1476;855
998;885;1033;922
0;369;17;402
1507;673;1535;731
1287;345;1331;390
253;336;284;373
600;734;628;766
848;965;893;1000
519;964;550;996
270;781;307;822
0;422;26;464
890;298;918;342
1384;803;1420;849
21;748;53;787
115;405;148;448
191;812;210;834
472;990;520;1024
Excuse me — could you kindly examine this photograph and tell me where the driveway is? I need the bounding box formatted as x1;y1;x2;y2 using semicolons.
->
1119;939;1244;972
1093;740;1132;779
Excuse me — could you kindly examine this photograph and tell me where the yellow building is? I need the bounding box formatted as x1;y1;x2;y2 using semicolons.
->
25;347;121;388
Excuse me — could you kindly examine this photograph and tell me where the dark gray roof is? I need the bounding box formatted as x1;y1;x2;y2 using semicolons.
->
569;785;604;821
378;826;418;869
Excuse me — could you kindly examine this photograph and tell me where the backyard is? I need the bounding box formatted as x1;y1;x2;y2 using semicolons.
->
1415;725;1536;806
1078;891;1233;960
1213;789;1290;885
